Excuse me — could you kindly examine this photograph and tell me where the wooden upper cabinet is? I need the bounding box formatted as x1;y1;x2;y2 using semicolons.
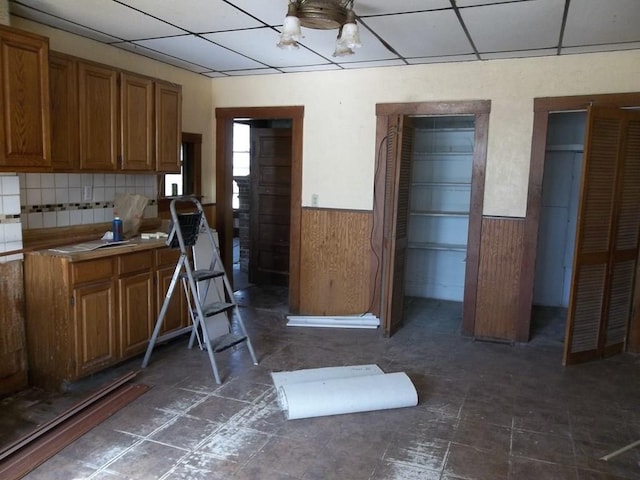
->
155;81;182;173
78;61;118;171
121;73;154;171
49;52;79;170
0;25;51;171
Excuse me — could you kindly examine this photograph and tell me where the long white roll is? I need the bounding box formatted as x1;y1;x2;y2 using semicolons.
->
278;372;418;420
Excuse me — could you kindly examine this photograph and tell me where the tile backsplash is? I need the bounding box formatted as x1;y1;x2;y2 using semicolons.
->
0;172;159;263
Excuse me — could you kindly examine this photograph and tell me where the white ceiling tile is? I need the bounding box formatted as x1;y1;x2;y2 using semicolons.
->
204;27;331;68
406;54;478;65
338;59;407;69
118;0;263;33
481;48;558;60
355;0;451;16
462;0;565;52
201;71;228;78
364;9;472;57
134;35;265;71
13;0;184;40
10;3;122;43
562;42;640;55
226;0;291;26
223;68;282;76
563;0;640;47
280;64;342;73
455;0;529;6
114;42;210;73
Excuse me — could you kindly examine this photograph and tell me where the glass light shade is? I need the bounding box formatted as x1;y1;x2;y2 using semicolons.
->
281;15;302;40
338;22;361;49
333;41;354;57
277;15;302;49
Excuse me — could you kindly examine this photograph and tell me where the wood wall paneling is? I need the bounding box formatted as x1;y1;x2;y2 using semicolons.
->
474;217;525;341
300;208;372;315
0;261;28;396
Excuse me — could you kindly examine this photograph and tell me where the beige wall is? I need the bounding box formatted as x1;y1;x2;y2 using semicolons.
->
12;17;217;204
211;49;640;217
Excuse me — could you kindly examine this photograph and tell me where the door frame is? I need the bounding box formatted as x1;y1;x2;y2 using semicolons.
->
522;92;640;350
373;101;490;334
215;106;304;312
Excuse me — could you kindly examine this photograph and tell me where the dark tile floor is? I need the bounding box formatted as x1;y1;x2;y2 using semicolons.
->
3;293;640;480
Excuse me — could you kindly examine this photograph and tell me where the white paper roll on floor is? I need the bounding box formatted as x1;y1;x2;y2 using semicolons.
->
279;372;418;420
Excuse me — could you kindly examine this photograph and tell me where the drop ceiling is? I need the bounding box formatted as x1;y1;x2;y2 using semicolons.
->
8;0;640;78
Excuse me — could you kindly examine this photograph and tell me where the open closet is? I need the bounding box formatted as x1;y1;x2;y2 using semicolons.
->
405;116;474;303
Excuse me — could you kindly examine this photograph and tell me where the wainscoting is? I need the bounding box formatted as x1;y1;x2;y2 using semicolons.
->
473;216;526;341
299;208;372;315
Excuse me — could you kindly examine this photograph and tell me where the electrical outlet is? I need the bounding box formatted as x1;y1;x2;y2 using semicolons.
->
311;194;319;207
82;186;93;202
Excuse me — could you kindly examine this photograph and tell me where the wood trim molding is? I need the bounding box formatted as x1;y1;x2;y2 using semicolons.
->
215;106;304;312
376;100;491;116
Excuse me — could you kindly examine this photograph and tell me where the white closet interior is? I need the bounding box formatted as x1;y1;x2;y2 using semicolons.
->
533;111;586;308
405;115;474;301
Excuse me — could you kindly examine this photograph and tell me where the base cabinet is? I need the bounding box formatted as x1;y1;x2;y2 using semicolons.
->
25;244;187;390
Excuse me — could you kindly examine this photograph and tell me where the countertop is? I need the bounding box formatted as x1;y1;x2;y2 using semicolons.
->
26;236;169;262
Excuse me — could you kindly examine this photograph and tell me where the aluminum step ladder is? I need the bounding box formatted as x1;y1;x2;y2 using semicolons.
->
141;196;258;384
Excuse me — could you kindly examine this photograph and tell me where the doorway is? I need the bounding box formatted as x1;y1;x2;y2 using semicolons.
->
215;106;304;313
531;112;585;343
524;93;640;362
373;101;490;337
232;120;293;291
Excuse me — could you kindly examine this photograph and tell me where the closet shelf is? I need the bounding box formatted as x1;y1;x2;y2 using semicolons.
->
413;151;473;157
410;210;469;217
408;242;467;252
411;182;471;187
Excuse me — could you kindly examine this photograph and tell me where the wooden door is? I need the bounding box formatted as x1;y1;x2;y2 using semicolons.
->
0;25;50;170
155;81;182;173
564;107;640;364
119;272;154;357
249;128;292;286
49;52;79;170
120;73;154;171
381;115;415;336
73;281;117;376
78;61;118;170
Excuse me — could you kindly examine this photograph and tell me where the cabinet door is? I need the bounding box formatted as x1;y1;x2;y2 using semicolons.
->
0;26;51;170
156;265;189;334
73;281;117;376
49;52;79;170
155;81;182;173
119;271;154;357
121;73;154;171
78;61;118;170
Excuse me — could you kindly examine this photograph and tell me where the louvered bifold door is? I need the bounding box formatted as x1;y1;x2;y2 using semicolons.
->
564;107;640;365
381;115;415;337
604;111;640;356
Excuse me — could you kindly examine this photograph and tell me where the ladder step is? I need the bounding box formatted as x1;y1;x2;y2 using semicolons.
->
180;269;225;281
199;301;235;317
209;333;248;353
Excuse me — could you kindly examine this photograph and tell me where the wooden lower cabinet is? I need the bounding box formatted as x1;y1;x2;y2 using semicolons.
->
155;248;189;334
25;244;186;390
74;280;118;376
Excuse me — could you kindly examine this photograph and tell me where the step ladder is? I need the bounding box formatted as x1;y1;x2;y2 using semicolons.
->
141;196;258;384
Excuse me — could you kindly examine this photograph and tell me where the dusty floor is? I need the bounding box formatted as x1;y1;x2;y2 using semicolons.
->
2;289;640;479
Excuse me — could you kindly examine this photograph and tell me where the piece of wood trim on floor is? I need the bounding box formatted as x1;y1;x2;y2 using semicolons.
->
0;382;149;479
0;371;138;462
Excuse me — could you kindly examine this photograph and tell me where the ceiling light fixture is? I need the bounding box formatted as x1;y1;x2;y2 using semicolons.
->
277;0;362;57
